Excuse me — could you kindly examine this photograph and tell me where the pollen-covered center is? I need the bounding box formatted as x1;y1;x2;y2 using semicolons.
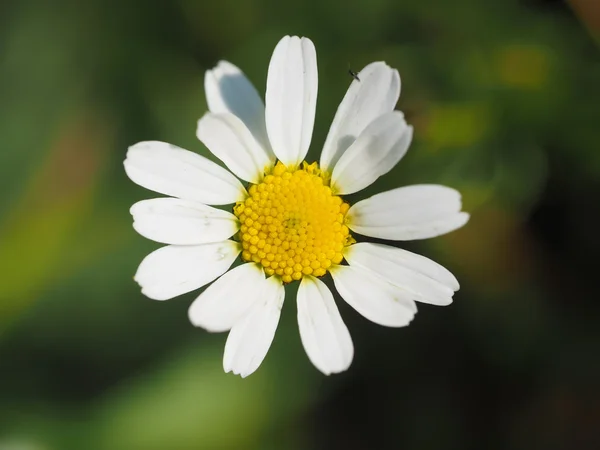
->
233;161;355;283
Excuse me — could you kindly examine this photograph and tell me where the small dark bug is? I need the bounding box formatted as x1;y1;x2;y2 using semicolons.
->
348;67;360;82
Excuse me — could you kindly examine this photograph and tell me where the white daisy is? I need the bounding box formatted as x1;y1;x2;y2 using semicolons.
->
124;35;469;377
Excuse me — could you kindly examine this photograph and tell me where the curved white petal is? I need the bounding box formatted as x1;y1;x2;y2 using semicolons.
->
204;60;271;151
188;263;265;332
134;241;240;301
130;198;239;245
197;113;274;183
124;141;247;205
330;265;417;328
297;276;353;375
331;112;413;195
265;35;318;167
347;184;469;240
345;243;458;306
320;62;401;172
223;276;284;377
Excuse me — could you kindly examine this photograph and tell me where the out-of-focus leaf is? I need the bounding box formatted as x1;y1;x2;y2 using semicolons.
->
93;346;288;450
0;110;113;328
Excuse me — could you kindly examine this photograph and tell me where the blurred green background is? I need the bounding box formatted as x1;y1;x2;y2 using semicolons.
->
1;0;599;449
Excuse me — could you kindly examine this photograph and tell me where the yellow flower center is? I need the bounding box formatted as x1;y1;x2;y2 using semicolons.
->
233;161;355;283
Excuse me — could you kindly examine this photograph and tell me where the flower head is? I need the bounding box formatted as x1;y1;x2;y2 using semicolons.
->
124;36;469;377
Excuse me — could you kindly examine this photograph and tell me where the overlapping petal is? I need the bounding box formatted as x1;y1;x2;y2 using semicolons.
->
197;112;274;183
347;184;469;240
223;276;285;377
265;35;318;167
330;265;417;327
124;141;247;205
297;276;353;375
204;60;271;150
130;198;239;245
331;111;413;195
320;62;401;172
134;241;240;301
188;263;265;332
345;243;458;306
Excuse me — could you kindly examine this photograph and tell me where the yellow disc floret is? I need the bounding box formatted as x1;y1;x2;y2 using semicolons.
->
233;161;355;283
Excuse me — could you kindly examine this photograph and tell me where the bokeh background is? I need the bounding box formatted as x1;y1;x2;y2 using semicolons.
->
1;0;599;449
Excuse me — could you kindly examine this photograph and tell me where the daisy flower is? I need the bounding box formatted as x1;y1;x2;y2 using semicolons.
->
124;35;469;377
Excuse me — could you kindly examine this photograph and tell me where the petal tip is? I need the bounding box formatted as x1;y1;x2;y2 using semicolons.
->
187;303;202;328
139;287;170;302
300;36;316;48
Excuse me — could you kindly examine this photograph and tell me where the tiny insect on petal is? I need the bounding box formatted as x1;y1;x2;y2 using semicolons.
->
348;68;361;82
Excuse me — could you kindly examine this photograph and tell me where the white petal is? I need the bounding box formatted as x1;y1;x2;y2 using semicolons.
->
265;36;318;167
297;276;353;375
347;184;470;240
345;243;459;306
330;265;417;328
331;112;413;195
188;263;265;332
134;241;240;301
320;62;401;172
223;276;284;377
197;113;274;183
124;141;247;205
130;198;239;245
204;60;271;151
